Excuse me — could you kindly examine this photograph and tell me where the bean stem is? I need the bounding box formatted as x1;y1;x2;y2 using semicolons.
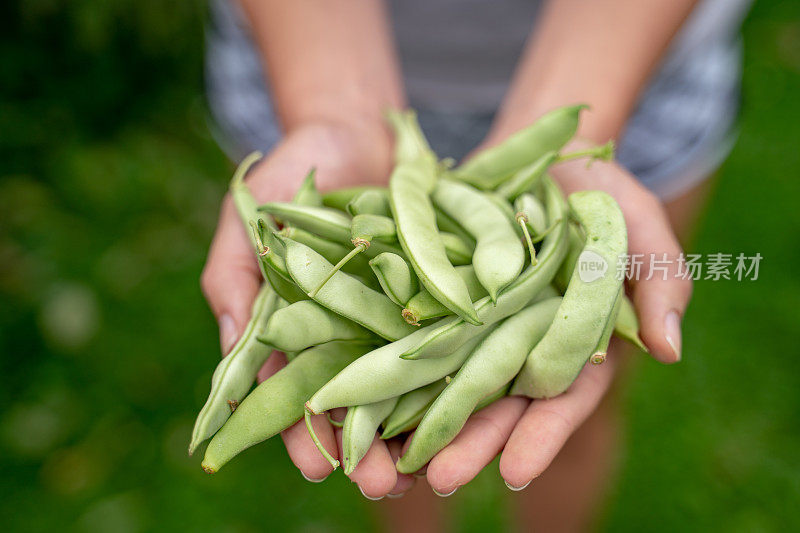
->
516;213;538;265
308;240;369;297
304;410;340;470
555;140;615;166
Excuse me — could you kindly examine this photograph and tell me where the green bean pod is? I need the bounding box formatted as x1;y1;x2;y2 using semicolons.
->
387;110;481;325
283;238;416;340
435;207;476;248
433;179;525;301
280;226;372;276
250;220;309;303
322;186;383;211
589;287;624;365
227;155;306;302
556;224;645;350
257;300;375;352
475;383;511;411
396;297;561;473
369;252;419;307
351;214;398;244
305;327;493;415
201;341;372;473
439;232;475;266
259;203;352;243
614;295;647;352
454;104;586;189
401;176;569;359
402;265;488;325
341;397;399;475
495;151;558;201
515;194;548;236
189;284;280;455
230;152;268;246
381;379;448;439
291;168;323;207
511;190;627;398
346;189;391;217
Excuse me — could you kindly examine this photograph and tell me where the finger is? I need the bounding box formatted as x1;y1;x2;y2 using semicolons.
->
336;427;397;500
386;439;416;497
281;413;338;482
625;194;692;363
201;195;262;355
256;351;287;383
499;349;618;490
425;396;529;496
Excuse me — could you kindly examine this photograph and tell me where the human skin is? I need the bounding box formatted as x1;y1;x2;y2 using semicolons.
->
201;0;699;507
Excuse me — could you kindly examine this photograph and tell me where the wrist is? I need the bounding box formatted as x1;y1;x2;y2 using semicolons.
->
300;116;394;184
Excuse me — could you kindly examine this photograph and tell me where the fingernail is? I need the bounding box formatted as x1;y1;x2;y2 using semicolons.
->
386;492;406;499
301;471;329;483
432;487;458;497
664;310;682;362
219;314;238;355
359;487;384;501
504;479;532;492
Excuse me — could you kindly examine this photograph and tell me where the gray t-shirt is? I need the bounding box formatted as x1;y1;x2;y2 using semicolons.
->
205;0;752;199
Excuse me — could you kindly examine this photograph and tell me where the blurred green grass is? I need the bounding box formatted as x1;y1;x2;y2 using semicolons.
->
1;0;799;531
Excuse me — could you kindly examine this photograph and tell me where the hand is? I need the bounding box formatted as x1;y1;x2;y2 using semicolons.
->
201;119;411;497
416;142;692;493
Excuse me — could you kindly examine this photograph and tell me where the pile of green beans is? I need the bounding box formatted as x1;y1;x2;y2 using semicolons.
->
190;105;644;477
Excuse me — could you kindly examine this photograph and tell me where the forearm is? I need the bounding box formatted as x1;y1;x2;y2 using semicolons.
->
490;0;698;144
238;0;405;180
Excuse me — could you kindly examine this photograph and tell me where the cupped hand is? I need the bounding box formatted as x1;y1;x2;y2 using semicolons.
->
415;140;692;493
201;120;410;498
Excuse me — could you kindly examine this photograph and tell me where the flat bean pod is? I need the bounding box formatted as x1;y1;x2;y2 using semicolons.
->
251;221;308;303
259;203;352;243
258;300;375;352
614;295;647;352
439;232;475;266
388;110;481;325
511;190;627;398
381;379;448;439
556;224;645;350
396;297;561;473
346;189;391;217
403;265;487;325
201;341;371;473
369;252;419;307
495;151;558;201
474;383;510;411
305;327;493;415
292;168;323;207
341;397;399;475
433;179;524;301
283;238;416;340
230;152;269;247
589;287;623;365
280;226;371;276
515;194;548;236
434;207;476;248
402;176;569;359
454;105;586;189
189;284;281;455
322;186;383;211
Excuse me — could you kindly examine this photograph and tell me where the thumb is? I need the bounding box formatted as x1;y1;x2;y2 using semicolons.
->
200;195;262;355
